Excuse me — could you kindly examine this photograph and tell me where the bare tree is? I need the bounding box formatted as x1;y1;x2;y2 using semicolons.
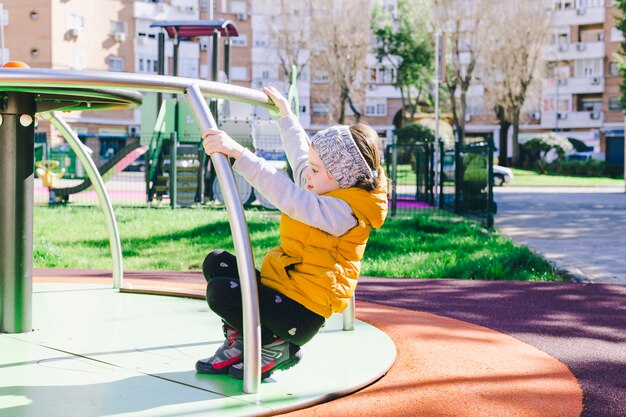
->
267;0;312;81
432;0;486;144
311;0;373;124
481;1;552;165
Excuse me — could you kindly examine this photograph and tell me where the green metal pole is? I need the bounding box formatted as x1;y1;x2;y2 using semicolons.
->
169;131;177;208
487;135;495;228
0;92;35;333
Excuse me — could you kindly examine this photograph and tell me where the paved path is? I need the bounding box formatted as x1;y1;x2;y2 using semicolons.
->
494;186;626;284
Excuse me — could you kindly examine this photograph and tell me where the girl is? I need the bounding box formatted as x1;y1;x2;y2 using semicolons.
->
196;87;388;380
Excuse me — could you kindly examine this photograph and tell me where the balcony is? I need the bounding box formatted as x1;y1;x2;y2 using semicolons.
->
134;1;198;20
542;76;604;95
544;41;605;61
540;110;604;129
553;6;605;26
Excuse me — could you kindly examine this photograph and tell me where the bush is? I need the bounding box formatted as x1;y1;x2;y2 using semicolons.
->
546;159;624;178
394;123;435;165
520;132;574;174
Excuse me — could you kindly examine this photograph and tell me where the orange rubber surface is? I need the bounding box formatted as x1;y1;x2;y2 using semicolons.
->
283;302;582;417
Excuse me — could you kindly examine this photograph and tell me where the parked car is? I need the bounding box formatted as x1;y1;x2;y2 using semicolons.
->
442;154;514;186
493;165;514;186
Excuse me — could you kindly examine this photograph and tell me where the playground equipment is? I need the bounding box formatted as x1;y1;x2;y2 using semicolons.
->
46;141;148;204
35;160;65;187
35;159;65;204
0;66;316;394
145;20;238;208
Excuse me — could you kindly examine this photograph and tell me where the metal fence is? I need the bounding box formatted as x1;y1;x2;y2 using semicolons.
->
37;130;495;227
385;135;495;227
34;131;287;209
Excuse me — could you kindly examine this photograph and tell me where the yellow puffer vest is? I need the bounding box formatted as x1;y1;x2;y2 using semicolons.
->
260;186;388;318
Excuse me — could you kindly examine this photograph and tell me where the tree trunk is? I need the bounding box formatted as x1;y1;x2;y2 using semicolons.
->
498;120;510;167
446;82;460;142
511;111;521;166
399;87;407;125
458;90;467;144
495;105;511;167
338;94;346;125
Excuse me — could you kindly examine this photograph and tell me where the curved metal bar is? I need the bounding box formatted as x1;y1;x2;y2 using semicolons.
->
0;68;277;393
184;84;261;395
343;295;355;331
41;112;124;288
0;68;276;111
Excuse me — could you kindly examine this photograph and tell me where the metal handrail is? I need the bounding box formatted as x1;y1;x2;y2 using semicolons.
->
0;68;275;110
0;68;271;395
185;84;261;393
0;68;359;394
41;111;123;289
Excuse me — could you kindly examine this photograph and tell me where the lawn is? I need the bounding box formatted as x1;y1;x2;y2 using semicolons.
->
509;168;625;187
34;205;561;282
389;164;625;188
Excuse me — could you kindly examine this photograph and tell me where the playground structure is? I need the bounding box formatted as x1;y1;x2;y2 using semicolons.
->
0;66;390;406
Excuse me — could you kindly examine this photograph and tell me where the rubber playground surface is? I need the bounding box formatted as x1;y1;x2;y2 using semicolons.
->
27;269;626;417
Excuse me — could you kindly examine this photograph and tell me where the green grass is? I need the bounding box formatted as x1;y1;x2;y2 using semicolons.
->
390;164;625;188
509;168;624;187
34;205;561;281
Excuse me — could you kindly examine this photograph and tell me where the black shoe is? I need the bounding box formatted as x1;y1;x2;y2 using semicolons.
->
229;338;302;380
195;327;243;374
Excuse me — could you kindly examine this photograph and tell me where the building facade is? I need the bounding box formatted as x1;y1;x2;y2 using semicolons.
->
534;0;624;164
0;0;623;166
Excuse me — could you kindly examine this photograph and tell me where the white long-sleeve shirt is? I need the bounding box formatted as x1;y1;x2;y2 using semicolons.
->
232;114;358;237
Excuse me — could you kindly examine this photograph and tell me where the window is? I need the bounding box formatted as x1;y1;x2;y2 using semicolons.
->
608;97;621;111
312;102;330;116
551;28;569;51
70;51;85;70
180;59;198;78
553;65;570;79
68;13;84;31
110;20;127;35
231;35;247;47
553;0;575;9
580;29;604;42
230;0;246;13
542;96;571;112
610;27;625;42
230;66;248;81
108;57;124;72
364;99;387;117
312;69;330;83
575;58;603;77
577;0;604;7
580;97;602;112
609;61;620;76
138;57;158;73
368;67;396;84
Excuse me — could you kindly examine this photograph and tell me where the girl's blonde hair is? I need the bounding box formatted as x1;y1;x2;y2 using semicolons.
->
349;123;387;192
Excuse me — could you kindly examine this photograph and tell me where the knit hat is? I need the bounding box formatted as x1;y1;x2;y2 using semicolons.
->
311;125;373;189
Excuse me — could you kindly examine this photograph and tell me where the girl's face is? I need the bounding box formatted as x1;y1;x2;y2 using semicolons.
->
304;146;340;195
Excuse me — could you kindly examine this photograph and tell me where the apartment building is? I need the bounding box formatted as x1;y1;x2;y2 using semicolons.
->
464;0;624;166
533;0;624;165
0;0;199;165
0;0;407;161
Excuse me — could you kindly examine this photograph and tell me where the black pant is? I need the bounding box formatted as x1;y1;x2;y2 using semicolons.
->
202;249;325;346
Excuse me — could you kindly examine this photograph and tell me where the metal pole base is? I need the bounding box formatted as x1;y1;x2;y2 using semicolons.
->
0;92;36;333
